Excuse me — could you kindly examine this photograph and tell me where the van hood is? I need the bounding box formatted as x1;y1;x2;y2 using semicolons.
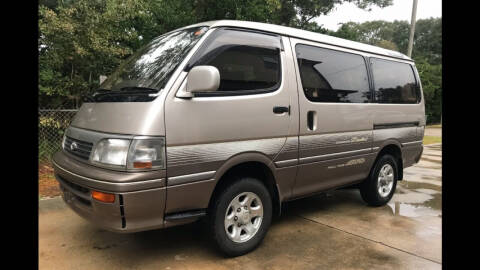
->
70;101;165;136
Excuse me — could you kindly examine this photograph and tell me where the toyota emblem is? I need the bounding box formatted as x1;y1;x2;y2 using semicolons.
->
70;142;78;151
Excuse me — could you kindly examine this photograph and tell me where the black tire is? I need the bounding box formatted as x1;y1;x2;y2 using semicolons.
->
360;154;398;206
208;177;272;257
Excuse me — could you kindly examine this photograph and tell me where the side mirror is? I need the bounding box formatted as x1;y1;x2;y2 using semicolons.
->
186;66;220;94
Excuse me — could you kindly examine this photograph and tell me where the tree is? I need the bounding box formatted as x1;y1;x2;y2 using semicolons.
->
188;0;392;29
376;39;398;51
332;18;441;62
416;58;442;123
333;20;410;52
285;0;392;29
39;0;158;107
411;18;442;64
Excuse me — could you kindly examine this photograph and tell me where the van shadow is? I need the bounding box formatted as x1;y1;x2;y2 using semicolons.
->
83;189;389;263
84;220;226;263
280;189;391;220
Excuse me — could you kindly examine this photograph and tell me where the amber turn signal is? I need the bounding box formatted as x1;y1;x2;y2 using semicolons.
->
91;190;115;203
133;161;152;169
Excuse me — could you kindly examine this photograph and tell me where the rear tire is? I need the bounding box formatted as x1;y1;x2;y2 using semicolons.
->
360;154;398;206
209;177;272;257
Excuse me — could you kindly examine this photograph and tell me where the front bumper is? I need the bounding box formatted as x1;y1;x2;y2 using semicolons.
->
52;151;167;233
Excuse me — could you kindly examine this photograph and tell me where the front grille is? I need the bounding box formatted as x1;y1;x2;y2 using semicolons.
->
64;136;93;160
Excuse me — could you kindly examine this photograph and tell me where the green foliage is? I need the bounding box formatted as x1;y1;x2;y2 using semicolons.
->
288;0;392;28
39;0;160;107
412;18;442;65
332;18;442;63
333;20;410;53
39;139;60;161
416;58;442;123
375;39;398;51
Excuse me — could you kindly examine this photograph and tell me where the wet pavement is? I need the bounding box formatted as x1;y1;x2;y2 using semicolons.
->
39;144;442;269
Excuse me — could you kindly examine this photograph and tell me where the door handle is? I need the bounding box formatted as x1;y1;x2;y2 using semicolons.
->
307;111;317;131
273;106;290;115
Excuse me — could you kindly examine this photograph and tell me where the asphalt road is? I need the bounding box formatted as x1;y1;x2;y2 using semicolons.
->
39;144;442;270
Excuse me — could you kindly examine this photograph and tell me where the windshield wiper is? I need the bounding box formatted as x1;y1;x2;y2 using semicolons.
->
120;86;159;92
92;88;111;96
85;87;162;103
82;88;110;102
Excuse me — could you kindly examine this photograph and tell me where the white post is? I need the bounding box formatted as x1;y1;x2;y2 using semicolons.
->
99;75;107;84
407;0;418;57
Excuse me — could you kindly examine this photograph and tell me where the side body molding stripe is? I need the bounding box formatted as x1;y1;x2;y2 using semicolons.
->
401;140;423;147
167;171;216;186
298;148;372;164
274;159;298;168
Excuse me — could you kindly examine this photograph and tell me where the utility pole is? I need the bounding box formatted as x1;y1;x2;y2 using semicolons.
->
407;0;418;57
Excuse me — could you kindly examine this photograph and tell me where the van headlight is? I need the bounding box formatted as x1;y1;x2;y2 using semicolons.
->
127;137;166;170
92;139;131;168
91;137;165;171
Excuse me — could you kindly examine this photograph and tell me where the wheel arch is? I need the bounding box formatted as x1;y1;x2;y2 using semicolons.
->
373;141;404;181
208;152;282;217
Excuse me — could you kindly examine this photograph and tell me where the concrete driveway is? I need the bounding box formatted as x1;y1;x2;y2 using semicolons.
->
39;144;442;270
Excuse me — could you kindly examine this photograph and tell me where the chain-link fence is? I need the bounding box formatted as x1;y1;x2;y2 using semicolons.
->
39;109;78;165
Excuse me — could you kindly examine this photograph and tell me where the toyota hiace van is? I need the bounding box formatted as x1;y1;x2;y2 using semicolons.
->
53;20;425;256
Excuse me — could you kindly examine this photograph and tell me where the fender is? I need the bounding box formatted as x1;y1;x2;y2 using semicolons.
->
374;139;402;154
372;139;404;180
211;151;283;216
213;151;277;183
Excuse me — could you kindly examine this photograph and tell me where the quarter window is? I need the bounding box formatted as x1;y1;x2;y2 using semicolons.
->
370;58;420;104
189;29;282;94
296;44;371;103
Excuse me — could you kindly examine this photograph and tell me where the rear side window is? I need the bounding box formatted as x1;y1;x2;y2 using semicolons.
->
188;28;282;94
370;58;420;104
295;44;370;103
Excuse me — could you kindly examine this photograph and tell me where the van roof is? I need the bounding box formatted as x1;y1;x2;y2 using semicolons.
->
181;20;412;62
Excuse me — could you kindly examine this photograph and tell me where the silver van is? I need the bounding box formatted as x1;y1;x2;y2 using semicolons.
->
52;20;425;256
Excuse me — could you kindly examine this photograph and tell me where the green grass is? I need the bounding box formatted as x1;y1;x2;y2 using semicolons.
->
423;135;442;145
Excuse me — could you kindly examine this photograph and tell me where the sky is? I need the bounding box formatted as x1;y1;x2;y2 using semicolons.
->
315;0;442;31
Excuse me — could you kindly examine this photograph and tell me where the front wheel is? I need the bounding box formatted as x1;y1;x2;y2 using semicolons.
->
360;154;398;206
209;177;272;257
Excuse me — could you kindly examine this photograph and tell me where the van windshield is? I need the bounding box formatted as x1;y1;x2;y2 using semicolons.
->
91;26;208;102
